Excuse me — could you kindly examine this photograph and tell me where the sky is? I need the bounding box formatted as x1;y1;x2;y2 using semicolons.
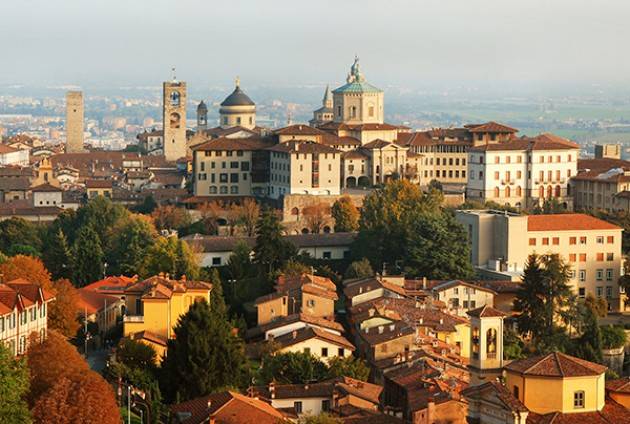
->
2;0;630;90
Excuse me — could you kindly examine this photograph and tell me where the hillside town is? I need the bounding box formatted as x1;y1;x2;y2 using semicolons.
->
3;55;630;424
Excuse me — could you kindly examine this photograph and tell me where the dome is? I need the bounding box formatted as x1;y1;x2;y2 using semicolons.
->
220;86;255;107
197;100;207;112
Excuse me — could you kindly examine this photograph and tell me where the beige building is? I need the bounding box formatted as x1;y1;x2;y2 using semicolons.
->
595;143;621;159
456;210;624;311
467;133;579;209
309;85;334;126
467;306;506;386
163;76;187;161
332;57;384;126
571;158;630;212
192;136;272;197
65;91;85;153
267;140;341;199
428;280;496;317
219;78;256;130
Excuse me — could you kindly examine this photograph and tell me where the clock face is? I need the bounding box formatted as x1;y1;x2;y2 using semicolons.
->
171;91;180;106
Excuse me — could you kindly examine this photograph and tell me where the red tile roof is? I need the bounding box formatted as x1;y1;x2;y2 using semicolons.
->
466;305;506;318
527;214;621;232
606;377;630;394
77;289;121;315
505;352;607;377
466;121;519;133
527;398;630;423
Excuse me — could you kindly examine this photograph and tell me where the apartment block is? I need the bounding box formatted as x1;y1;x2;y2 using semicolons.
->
572;158;630;211
456;210;624;311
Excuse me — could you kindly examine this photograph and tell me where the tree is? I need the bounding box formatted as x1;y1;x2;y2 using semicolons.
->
344;259;374;280
0;217;42;256
282;259;311;279
503;327;526;360
42;229;72;280
27;330;90;405
47;279;80;337
140;236;199;280
227;241;254;282
299;414;342;424
601;325;627;350
428;179;443;192
152;205;191;231
584;293;608;318
207;267;227;319
72;225;104;286
0;343;31;424
236;198;260;236
196;201;222;235
160;300;248;402
326;356;370;381
257;352;328;385
514;254;574;347
302;202;331;234
331;196;359;233
253;208;296;275
135;194;158;214
116;339;157;371
354;180;472;279
0;255;52;288
573;308;603;363
75;196;128;246
31;371;119;424
107;214;157;276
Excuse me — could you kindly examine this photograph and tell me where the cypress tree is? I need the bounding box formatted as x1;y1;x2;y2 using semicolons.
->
72;226;104;286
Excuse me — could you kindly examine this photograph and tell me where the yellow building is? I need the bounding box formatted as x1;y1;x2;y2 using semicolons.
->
467;305;506;385
123;274;213;358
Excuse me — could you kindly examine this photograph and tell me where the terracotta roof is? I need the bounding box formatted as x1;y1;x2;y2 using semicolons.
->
272;326;355;350
527;398;630;423
129;330;167;347
0;176;31;192
30;182;61;192
362;139;405;150
0;144;20;154
462;381;528;413
332;376;382;404
466;305;506;318
245;313;344;340
253;382;334;400
430;280;496;295
505;352;607;377
343;277;407;299
85;179;113;189
170;391;286;424
5;278;54;302
606;377;630;394
342;149;369;160
77;289;121;315
466;121;518;133
82;275;137;294
577;158;630;174
254;291;286;306
527;214;621;232
470;134;579;152
125;275;212;298
358;321;414;346
274;124;326;136
192;136;273;152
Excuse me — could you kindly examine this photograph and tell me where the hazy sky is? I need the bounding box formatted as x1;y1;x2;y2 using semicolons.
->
2;0;630;90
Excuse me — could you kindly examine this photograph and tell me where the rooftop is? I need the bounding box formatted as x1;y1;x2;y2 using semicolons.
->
527;213;621;232
505;351;607;378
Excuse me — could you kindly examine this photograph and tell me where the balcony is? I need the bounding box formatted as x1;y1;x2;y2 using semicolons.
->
123;315;144;323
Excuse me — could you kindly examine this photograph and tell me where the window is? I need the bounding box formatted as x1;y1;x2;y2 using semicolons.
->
597;286;603;297
323;251;331;259
579;254;587;262
230;173;238;183
494;171;500;180
569;254;576;262
597;253;604;261
338;348;345;357
220;186;228;194
606;286;613;298
307;299;315;308
570;237;577;245
596;269;603;280
294;401;303;414
552;237;559;245
597;236;604;244
513;386;519;399
579;270;586;282
542;238;549;245
321;347;328;357
580;236;587;244
579;287;586;297
569;269;576;278
230;161;239;169
529;238;536;246
607;236;614;244
606;269;613;281
219;173;228;183
0;317;4;332
212;257;221;266
574;391;585;409
303;347;310;355
607;253;614;261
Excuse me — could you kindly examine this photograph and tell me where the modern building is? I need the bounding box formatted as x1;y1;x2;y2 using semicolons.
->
163;75;187;161
467;134;579;209
0;279;55;355
65;91;84;153
456;210;625;311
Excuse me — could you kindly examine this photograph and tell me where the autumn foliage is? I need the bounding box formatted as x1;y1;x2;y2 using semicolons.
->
0;255;53;289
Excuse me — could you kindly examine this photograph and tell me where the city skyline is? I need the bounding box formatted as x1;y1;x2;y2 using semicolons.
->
3;0;630;88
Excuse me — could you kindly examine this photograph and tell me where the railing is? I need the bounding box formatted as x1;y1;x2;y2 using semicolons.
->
123;315;144;323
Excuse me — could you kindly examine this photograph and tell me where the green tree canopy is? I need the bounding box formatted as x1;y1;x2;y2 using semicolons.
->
107;214;157;275
140;236;199;279
257;351;328;385
72;225;104;286
331;196;359;232
344;258;374;280
600;325;627;350
253;208;297;276
353;180;473;279
0;217;42;257
574;308;603;363
42;228;73;280
326;356;370;381
160;300;248;403
116;339;157;371
0;343;31;424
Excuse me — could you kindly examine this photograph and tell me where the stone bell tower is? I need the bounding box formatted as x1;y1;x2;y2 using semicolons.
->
467;305;507;386
163;68;187;161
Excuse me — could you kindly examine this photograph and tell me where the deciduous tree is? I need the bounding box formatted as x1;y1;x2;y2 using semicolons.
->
152;205;191;231
331;196;359;233
0;255;52;288
141;236;199;279
344;258;373;280
302;202;331;234
258;351;328;385
254;208;297;275
107;214;157;275
326;356;370;381
0;343;31;424
237;198;260;236
47;279;80;337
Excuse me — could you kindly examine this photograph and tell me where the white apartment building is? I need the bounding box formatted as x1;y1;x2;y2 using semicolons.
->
467;134;579;209
267;141;341;199
1;279;55;355
0;144;29;166
456;210;624;311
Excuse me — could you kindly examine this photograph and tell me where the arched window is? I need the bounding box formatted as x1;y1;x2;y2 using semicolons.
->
516;186;522;197
291;207;299;216
209;186;217;194
539;186;545;199
486;328;497;357
555;185;561;197
505;186;511;197
323;226;331;233
301;228;309;234
494;187;500;198
547;185;553;198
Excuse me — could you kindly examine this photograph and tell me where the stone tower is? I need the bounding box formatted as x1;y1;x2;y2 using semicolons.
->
163;71;187;161
309;85;334;126
196;101;208;131
65;91;85;153
467;305;507;386
219;78;256;130
332;57;384;125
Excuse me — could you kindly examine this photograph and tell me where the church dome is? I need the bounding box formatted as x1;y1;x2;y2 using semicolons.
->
220;85;255;107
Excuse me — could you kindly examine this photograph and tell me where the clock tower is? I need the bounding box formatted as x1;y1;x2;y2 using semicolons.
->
163;69;187;161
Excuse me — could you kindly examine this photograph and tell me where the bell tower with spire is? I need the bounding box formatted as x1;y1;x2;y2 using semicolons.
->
163;67;187;161
309;85;334;126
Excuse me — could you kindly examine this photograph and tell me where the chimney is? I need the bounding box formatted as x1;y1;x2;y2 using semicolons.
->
292;330;297;339
389;324;395;331
427;398;436;423
207;400;212;409
209;417;216;424
269;381;276;399
378;326;384;334
422;277;427;290
439;318;444;325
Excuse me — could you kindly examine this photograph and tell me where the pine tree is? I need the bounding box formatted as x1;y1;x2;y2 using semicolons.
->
208;267;227;319
160;301;248;403
43;229;73;280
72;226;104;286
574;308;603;363
253;208;296;275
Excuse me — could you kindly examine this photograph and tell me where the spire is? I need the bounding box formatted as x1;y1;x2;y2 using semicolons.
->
323;85;333;108
235;76;240;88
